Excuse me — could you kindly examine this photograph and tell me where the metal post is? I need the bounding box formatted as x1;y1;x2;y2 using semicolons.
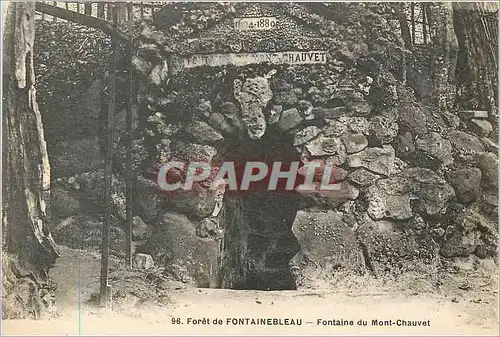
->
125;2;134;269
52;2;57;22
100;4;117;308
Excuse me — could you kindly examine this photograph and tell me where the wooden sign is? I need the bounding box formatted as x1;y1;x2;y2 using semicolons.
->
183;51;327;68
233;17;277;31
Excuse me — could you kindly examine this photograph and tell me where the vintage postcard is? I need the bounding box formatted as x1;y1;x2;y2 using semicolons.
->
1;1;499;336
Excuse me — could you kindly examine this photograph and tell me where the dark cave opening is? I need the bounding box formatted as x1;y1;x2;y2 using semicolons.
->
217;125;302;290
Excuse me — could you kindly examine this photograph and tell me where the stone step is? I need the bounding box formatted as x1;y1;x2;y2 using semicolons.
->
459;110;489;120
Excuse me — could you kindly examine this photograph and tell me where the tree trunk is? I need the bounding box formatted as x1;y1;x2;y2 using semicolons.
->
426;2;459;112
422;4;428;44
97;3;105;18
85;3;93;16
106;3;112;21
397;3;412;50
453;2;498;125
2;2;59;319
115;3;129;23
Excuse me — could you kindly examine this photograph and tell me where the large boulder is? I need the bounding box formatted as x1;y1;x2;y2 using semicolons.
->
475;152;498;189
162;188;220;220
278;108;303;131
291;209;365;289
468;119;493;137
293;126;322;146
397;103;427;135
142;212;219;287
342;133;368;154
415;132;453;166
185;120;224;143
133;253;155;270
368;115;398;145
448;130;485;154
304;135;343;156
446;168;482;203
366;168;455;220
347;145;395;176
440;209;498;258
356;216;439;277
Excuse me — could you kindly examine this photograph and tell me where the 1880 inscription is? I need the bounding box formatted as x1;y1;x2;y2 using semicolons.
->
233;17;277;31
183;51;327;68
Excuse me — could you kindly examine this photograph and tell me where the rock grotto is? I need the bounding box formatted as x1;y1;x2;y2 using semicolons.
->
45;2;498;291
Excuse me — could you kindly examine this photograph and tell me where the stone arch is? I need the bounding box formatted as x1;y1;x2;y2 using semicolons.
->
136;57;371;289
129;2;497;290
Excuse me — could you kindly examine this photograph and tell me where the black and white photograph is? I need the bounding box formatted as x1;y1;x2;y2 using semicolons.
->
1;1;499;335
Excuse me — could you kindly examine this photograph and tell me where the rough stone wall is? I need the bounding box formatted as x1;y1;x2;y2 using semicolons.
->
124;2;498;289
37;3;498;290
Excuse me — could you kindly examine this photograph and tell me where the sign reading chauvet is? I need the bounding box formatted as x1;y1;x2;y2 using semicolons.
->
183;51;327;68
